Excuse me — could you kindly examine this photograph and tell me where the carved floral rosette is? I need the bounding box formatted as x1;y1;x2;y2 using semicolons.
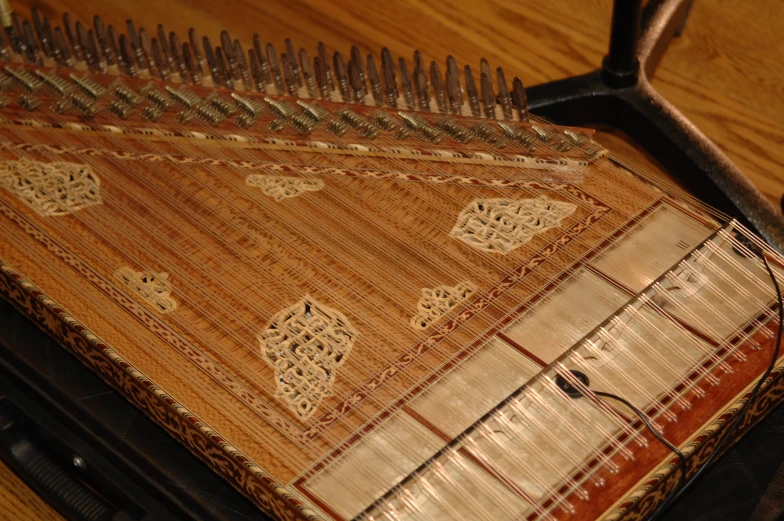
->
115;267;178;314
451;196;577;254
0;158;102;216
246;174;325;202
410;281;477;330
258;295;358;420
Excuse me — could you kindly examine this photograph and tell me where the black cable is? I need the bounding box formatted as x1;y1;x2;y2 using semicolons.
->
593;390;688;480
648;253;783;520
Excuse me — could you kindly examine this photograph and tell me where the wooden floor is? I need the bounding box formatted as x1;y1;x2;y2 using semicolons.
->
2;0;783;518
0;460;64;521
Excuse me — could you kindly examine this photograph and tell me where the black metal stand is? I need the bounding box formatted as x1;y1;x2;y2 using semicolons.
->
526;0;784;252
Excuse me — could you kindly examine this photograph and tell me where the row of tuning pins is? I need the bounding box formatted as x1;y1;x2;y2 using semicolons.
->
319;45;530;122
0;9;530;122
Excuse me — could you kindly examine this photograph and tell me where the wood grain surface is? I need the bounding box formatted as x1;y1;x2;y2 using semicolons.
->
0;460;64;521
2;0;784;518
5;0;783;206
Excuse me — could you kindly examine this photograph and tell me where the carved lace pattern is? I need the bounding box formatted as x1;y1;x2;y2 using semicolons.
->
258;296;358;420
411;281;477;330
451;196;577;254
246;174;325;201
115;267;178;314
0;159;102;216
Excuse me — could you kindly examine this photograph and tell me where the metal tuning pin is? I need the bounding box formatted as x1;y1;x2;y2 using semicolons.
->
317;42;334;92
429;61;447;113
74;22;94;70
188;28;206;78
220;31;239;83
0;30;13;63
248;49;264;91
381;48;398;100
139;29;158;78
118;34;137;77
30;8;46;54
496;67;513;120
280;53;298;96
366;54;383;106
87;29;106;73
266;43;284;94
350;45;366;96
169;32;189;83
348;60;365;104
93;16;116;68
53;27;73;67
464;64;481;117
234;40;252;90
445;70;460;115
512;76;529;122
83;26;99;70
446;55;463;109
5;13;19;55
43;17;57;59
41;19;55;61
152;38;169;81
21;20;42;65
202;36;218;85
284;38;303;88
414;66;430;112
382;59;398;108
6;13;22;55
183;43;201;85
214;46;233;89
59;29;76;68
157;24;177;80
480;57;492;82
252;35;272;87
108;24;123;70
480;71;495;119
32;10;53;59
333;51;350;102
398;57;415;109
63;13;84;64
413;49;424;77
11;15;27;61
126;20;146;75
300;48;317;98
313;56;329;100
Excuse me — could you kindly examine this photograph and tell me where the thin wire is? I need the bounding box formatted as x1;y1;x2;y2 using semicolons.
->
593;390;688;479
650;252;783;520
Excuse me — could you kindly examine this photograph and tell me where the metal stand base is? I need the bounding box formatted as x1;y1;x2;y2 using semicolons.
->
526;0;784;251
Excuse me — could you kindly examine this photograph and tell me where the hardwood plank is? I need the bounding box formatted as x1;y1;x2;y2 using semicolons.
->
0;460;65;521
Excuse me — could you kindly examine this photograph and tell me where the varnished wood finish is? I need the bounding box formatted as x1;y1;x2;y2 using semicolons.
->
0;460;65;521
7;0;784;205
1;2;783;521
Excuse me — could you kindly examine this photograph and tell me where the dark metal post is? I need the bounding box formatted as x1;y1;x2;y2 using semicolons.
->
602;0;643;87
